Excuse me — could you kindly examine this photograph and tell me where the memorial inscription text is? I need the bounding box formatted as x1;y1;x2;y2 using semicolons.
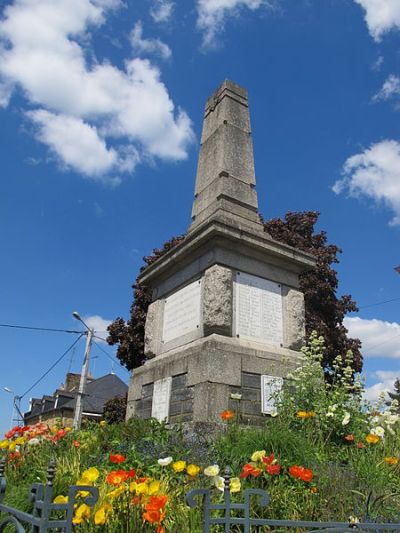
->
162;279;201;344
235;272;283;345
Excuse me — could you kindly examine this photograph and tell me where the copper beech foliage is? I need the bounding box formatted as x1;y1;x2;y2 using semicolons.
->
263;211;362;373
107;235;185;370
107;211;362;373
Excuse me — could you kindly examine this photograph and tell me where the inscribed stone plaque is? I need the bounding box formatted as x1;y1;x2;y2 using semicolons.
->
151;377;172;422
261;375;283;415
162;279;201;344
235;272;283;345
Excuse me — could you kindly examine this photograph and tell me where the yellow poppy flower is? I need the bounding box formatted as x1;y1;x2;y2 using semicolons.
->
187;464;201;477
148;480;161;495
366;434;380;444
53;495;68;504
172;460;186;473
0;440;9;449
251;450;266;462
230;477;241;493
81;467;100;483
72;503;91;525
296;411;308;419
77;491;90;498
135;482;149;495
100;420;107;427
384;457;399;465
107;486;125;499
94;503;112;525
14;437;25;445
8;441;17;452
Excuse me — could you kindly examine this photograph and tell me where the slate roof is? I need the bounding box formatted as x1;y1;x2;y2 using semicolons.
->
24;374;128;421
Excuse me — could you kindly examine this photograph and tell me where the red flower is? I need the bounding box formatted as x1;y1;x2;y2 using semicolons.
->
344;434;354;442
5;426;21;439
143;510;165;524
220;410;234;421
356;442;365;449
109;453;126;464
240;463;262;478
261;453;275;466
72;440;80;448
266;463;281;475
127;469;136;478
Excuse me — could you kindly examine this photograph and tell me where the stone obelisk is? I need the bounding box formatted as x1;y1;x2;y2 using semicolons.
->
126;80;315;427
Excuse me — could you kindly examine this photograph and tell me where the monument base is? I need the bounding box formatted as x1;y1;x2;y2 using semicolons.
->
126;334;302;425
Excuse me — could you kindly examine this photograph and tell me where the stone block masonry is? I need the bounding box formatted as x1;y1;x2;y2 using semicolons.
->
126;80;316;426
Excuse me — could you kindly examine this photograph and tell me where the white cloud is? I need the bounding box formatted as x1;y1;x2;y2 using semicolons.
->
344;317;400;358
130;21;171;59
84;315;112;342
197;0;269;48
364;370;399;403
353;0;400;41
150;0;174;23
373;74;400;102
333;140;400;226
0;0;193;182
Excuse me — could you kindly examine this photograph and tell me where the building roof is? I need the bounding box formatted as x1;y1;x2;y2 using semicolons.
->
24;373;128;422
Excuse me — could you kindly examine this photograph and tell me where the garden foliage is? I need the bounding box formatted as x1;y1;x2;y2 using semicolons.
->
0;334;399;531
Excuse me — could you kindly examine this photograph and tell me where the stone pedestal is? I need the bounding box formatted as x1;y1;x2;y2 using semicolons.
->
126;80;315;425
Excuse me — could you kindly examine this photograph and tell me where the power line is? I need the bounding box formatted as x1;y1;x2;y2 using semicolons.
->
20;334;85;400
358;296;400;310
0;323;84;334
362;333;400;355
92;340;130;376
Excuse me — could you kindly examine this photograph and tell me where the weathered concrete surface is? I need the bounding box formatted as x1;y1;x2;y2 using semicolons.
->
144;299;164;358
190;79;262;234
203;264;233;336
282;287;306;351
126;334;302;423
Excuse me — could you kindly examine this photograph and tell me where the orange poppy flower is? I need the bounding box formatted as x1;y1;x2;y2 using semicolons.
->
344;434;354;442
106;470;129;485
220;410;234;421
289;465;302;478
143;510;166;524
356;442;365;449
366;434;380;444
109;453;126;464
145;495;168;512
156;526;165;533
289;465;313;482
299;468;313;483
239;463;261;478
72;440;81;448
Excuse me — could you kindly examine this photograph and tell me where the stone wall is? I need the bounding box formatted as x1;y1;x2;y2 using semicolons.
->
229;372;265;426
134;373;194;422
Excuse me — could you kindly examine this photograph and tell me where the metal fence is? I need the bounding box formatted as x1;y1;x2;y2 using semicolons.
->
0;459;399;532
0;458;98;532
186;468;400;533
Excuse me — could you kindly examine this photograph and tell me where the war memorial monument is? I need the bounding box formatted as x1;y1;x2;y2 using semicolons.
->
126;80;316;426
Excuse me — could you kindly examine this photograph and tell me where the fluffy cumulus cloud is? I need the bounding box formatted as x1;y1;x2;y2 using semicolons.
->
333;140;400;226
150;0;174;23
353;0;400;41
0;0;193;182
83;315;112;341
344;317;400;359
364;370;399;403
197;0;272;48
130;21;171;59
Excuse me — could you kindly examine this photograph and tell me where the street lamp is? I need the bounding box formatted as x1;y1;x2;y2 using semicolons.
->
3;387;22;427
72;311;94;431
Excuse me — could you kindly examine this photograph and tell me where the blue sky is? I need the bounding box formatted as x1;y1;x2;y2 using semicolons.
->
1;0;400;435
